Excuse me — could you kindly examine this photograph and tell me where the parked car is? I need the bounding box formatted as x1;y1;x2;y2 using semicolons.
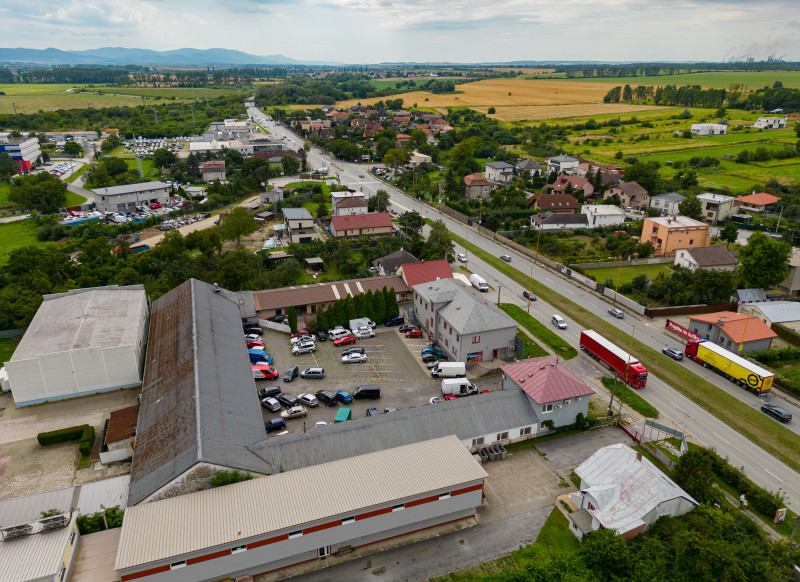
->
662;347;684;361
422;353;446;363
761;403;792;423
500;254;512;262
366;408;380;416
252;364;279;380
246;339;266;349
552;315;567;329
341;346;366;357
270;314;288;324
317;330;328;341
429;397;442;404
352;327;374;339
328;325;347;336
298;393;319;407
315;390;337;406
383;407;398;413
300;367;325;379
276;393;300;408
281;405;308;420
283;365;299;382
290;334;315;345
265;418;287;433
261;397;281;412
523;290;537;301
243;326;263;336
291;329;310;338
385;315;404;327
406;329;423;338
244;333;262;342
334;335;356;346
342;352;368;364
292;341;317;355
421;347;445;358
257;385;281;400
457;253;467;263
399;324;420;333
608;308;625;319
334;390;353;404
314;421;328;428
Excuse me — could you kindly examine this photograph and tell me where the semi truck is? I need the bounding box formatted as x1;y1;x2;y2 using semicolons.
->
579;330;649;388
684;339;774;395
470;274;488;292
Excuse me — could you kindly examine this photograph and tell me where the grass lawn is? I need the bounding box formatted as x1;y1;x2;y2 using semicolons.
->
0;182;10;206
584;263;673;287
64;190;87;207
601;377;659;418
446;227;800;474
65;164;89;183
301;201;320;216
89;86;243;100
516;331;548;359
0;337;19;365
0;219;39;264
501;303;577;360
0;83;142;114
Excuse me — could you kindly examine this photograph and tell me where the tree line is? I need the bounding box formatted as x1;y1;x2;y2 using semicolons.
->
310;287;400;333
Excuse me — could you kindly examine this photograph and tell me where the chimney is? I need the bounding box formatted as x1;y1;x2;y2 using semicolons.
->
636;452;642;462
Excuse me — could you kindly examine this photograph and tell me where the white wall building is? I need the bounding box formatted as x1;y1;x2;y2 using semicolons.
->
690;123;727;135
697;192;736;223
92;182;171;213
4;286;149;407
546;154;579;176
753;117;786;129
648;192;685;216
581;204;626;228
484;161;515;183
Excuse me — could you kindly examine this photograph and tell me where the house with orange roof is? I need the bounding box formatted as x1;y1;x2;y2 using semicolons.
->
464;173;493;199
687;311;777;353
528;192;579;213
547;175;594;196
395;133;411;147
734;192;780;214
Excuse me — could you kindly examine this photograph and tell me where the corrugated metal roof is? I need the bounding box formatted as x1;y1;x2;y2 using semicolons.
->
282;208;313;220
438;292;517;335
733;288;767;303
248;390;538;473
0;488;74;526
650;192;685;203
253;275;408;311
75;476;131;515
116;436;487;570
752;301;800;324
501;357;595;405
0;516;75;582
105;405;139;445
372;249;419;274
413;278;462;304
92;182;169;196
128;279;270;506
12;285;147;362
576;444;696;534
682;246;737;267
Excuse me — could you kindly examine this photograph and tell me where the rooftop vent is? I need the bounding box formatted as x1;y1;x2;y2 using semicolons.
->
213;283;220;294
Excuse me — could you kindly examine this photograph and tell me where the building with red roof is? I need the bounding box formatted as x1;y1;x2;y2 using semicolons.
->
734;192;780;214
500;357;595;429
687;311;777;354
330;212;394;239
397;259;453;289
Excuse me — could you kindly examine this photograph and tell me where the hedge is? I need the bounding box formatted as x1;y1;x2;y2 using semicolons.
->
772;323;800;346
76;505;124;535
37;424;95;457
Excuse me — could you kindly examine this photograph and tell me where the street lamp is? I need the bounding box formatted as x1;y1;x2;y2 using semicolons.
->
737;313;752;355
496;284;502;307
608;323;648;417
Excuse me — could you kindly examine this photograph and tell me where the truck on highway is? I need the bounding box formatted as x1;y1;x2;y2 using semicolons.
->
470;274;489;292
579;330;648;388
684;339;774;395
441;378;478;397
430;361;466;378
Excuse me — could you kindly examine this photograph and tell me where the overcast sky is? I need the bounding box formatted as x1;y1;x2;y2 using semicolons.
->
2;0;797;63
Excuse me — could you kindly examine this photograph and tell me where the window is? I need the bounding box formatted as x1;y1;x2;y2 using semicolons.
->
520;426;532;436
288;531;303;539
439;332;442;341
471;437;484;446
231;546;247;554
689;239;694;244
496;431;509;440
472;336;480;344
445;339;449;347
543;404;553;413
342;517;355;525
171;561;187;570
392;504;405;512
439;492;451;500
564;400;571;405
727;339;732;347
456;334;460;342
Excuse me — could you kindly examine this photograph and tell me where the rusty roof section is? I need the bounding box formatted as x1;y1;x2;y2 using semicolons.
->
105;404;140;445
253;274;408;312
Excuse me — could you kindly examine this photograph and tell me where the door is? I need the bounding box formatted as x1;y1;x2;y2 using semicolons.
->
318;546;331;558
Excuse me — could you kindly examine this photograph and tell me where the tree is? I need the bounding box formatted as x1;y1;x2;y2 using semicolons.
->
368;189;390;212
424;219;455;262
487;106;496;114
678;195;704;221
219;207;258;245
0;152;15;178
672;448;715;503
398;210;423;235
738;231;792;289
281;155;300;176
9;172;67;213
217;249;258;291
719;221;738;247
581;528;631;581
316;200;328;219
63;140;83;157
382;149;406;176
622;84;633;101
624;161;661;193
287;305;298;333
153;148;176;169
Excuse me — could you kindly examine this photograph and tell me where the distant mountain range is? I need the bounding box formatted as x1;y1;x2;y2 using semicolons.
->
0;47;343;67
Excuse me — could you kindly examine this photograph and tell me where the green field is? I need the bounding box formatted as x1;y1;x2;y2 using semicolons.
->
0;219;39;264
558;70;800;90
584;263;673;287
0;182;10;206
0;83;142;114
64;190;87;207
369;77;462;91
89;86;243;100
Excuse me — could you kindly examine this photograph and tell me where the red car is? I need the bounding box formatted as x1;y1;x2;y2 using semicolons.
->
252;364;279;380
333;335;356;346
444;394;457;401
246;339;266;349
291;329;309;338
150;202;162;209
405;329;423;338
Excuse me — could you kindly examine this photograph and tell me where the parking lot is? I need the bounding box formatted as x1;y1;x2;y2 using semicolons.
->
255;326;447;435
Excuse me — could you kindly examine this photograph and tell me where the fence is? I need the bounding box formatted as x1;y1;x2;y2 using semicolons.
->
645;302;738;318
572;257;674;269
0;329;23;339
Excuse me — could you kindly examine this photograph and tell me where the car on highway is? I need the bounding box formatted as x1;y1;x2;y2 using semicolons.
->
281;405;308;420
608;308;625;319
552;314;567;329
662;347;684;361
298;393;319;407
500;254;512;262
342;352;368;364
761;403;792;423
406;329;423;338
457;253;467;263
333;335;357;346
523;290;537;301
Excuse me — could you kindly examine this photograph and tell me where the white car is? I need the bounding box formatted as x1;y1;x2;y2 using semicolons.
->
342;353;368;364
245;333;261;342
261;397;281;412
314;421;328;428
552;315;567;329
290;335;315;345
292;341;317;354
352;327;374;339
298;393;319;407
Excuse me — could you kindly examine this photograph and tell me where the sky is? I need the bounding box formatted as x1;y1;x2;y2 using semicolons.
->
1;0;798;64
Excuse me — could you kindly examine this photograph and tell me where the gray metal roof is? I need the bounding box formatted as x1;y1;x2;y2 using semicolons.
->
11;285;147;362
282;207;313;220
752;301;800;323
128;279;269;506
549;154;578;163
485;161;514;170
650;192;685;203
92;181;169;196
413;278;463;304
372;248;419;274
248;390;538;473
732;288;767;303
439;292;517;335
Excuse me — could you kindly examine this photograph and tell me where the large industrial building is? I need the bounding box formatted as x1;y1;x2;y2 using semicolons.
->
116;437;487;582
91;182;171;213
0;136;42;173
4;285;149;407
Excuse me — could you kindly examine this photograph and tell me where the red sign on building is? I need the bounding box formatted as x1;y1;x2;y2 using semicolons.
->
665;319;702;341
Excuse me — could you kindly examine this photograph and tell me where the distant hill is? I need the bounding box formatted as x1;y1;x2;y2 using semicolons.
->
0;47;343;67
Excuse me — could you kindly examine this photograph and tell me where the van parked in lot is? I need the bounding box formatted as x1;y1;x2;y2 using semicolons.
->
430;361;466;378
441;378;478;397
353;384;381;399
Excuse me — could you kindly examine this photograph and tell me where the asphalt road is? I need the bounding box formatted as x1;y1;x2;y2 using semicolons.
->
253;109;800;510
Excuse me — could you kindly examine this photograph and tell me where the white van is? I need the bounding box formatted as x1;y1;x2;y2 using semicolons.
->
430;361;466;379
441;378;478;397
470;273;488;292
552;314;567;329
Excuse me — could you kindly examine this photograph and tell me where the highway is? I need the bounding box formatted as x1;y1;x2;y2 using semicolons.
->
250;107;800;510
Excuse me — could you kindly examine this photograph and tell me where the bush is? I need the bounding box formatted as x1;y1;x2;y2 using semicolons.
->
37;424;94;458
209;469;254;488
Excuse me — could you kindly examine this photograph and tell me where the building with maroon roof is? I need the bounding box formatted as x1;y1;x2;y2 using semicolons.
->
546;175;594;196
330;212;394;239
528;192;579;213
500;357;595;429
397;259;453;289
463;173;493;199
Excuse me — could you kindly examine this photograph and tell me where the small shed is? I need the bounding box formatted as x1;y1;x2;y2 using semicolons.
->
305;257;324;272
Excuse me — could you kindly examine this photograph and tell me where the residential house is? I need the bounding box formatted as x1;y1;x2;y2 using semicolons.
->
330;212;394;239
599;170;623;187
642;215;710;256
396;133;411;148
398;259;454;289
516;159;542;176
413;279;517;363
787;113;800;121
409;150;433;168
528;192;579;213
581;205;626;228
734;192;780;214
567;444;697;540
200;160;226;183
92;181;171;213
779;248;800;297
690;123;727;135
546;154;580;176
531;212;589;231
754;117;786;129
260;186;284;206
674;246;738;271
500;357;595;430
604;181;649;209
739;301;800;330
698;192;736;223
687;311;777;353
547;175;594;196
485;161;516;183
333;197;368;216
372;248;419;276
282;207;321;244
331;190;366;214
648;192;685;216
464;173;493;199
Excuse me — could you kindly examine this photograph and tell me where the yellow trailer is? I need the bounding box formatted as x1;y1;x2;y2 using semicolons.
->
685;339;773;394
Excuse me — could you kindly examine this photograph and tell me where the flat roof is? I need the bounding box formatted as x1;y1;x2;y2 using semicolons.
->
91;182;168;196
12;286;146;362
116;436;486;570
647;215;707;229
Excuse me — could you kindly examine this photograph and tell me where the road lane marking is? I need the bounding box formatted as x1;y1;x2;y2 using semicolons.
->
713;432;731;445
763;469;784;483
670;401;689;415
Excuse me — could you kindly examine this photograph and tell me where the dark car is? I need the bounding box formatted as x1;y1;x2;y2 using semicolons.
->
366;408;380;416
317;330;328;341
662;347;684;361
270;314;288;324
265;418;287;433
300;367;325;379
257;385;281;400
283;365;299;382
385;315;404;327
608;308;625;319
761;403;792;423
341;346;366;357
421;347;445;358
243;326;263;336
422;352;446;363
316;390;338;406
399;324;420;333
276;393;299;408
523;290;537;301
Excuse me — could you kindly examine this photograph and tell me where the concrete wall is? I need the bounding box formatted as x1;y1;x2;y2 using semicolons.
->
459;326;517;363
686;322;772;354
95;187;170;213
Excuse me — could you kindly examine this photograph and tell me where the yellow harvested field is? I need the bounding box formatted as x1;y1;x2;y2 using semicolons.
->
476;104;669;121
487;68;556;74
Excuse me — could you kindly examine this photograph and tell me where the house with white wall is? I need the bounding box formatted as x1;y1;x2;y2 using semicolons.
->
581;205;626;228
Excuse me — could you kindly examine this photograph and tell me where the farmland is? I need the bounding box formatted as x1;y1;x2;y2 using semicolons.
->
563;70;800;90
0;83;142;114
474;103;668;122
0;219;39;265
89;86;243;100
